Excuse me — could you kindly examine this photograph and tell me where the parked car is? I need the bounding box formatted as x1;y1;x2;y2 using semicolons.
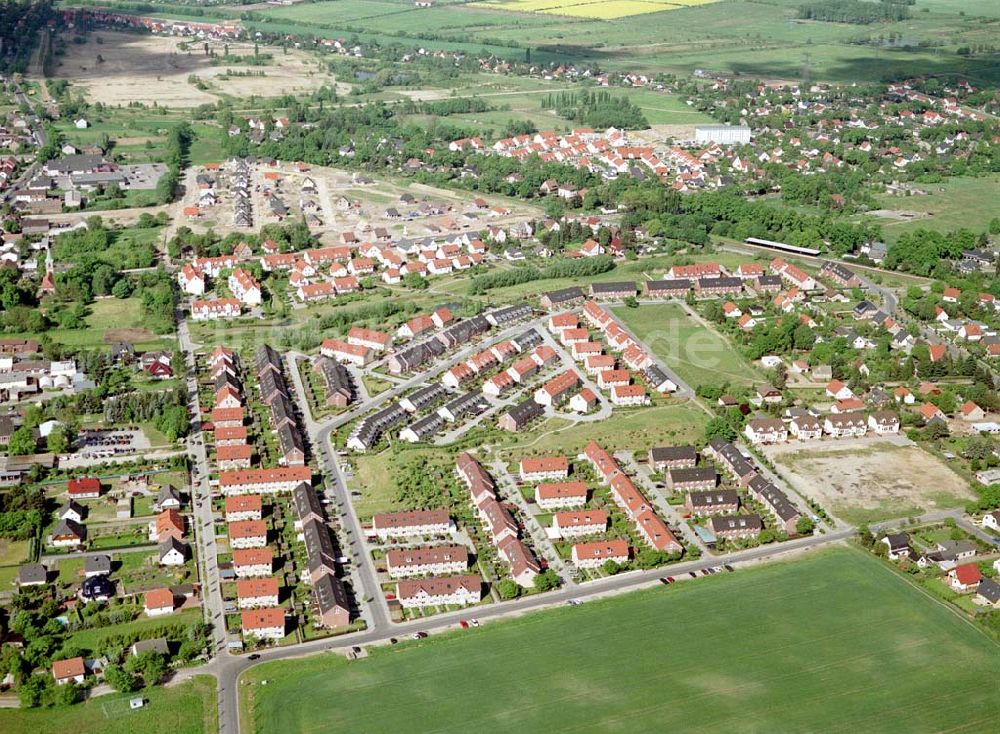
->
459;620;469;629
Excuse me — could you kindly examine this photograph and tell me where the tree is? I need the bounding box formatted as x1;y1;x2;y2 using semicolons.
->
622;296;638;309
533;570;560;592
497;579;520;600
704;417;736;443
402;272;428;290
0;646;26;682
635;548;670;569
153;405;190;443
126;651;167;687
18;674;48;708
112;278;133;299
795;516;815;535
601;559;621;575
924;421;949;440
104;664;138;693
7;426;36;456
54;681;78;706
46;425;71;455
965;435;995;461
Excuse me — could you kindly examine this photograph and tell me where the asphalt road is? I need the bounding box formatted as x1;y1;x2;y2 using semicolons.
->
0;75;45;205
172;257;974;734
177;318;232;680
285;352;389;632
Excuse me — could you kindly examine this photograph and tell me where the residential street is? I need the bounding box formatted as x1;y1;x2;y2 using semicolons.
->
177;317;230;656
164;263;990;734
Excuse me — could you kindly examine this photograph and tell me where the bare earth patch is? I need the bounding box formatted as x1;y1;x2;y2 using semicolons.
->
104;328;156;343
48;32;337;107
763;439;973;525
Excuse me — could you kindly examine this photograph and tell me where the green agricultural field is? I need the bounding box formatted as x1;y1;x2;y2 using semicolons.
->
241;548;1000;733
0;675;217;734
81;0;1000;82
613;87;714;125
872;175;1000;244
613;302;760;388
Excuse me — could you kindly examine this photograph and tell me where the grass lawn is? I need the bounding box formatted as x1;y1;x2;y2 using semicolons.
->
24;298;175;351
0;674;216;734
139;420;173;448
0;537;30;566
0;564;20;588
352;446;446;520
361;374;393;398
63;608;202;653
499;400;708;459
613;303;761;388
242;547;1000;733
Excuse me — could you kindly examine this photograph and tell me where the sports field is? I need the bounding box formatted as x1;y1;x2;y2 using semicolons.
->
613;302;760;388
241;548;1000;733
0;675;216;734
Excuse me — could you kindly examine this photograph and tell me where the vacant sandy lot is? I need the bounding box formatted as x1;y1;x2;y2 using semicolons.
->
49;32;339;107
764;438;973;525
180;160;544;239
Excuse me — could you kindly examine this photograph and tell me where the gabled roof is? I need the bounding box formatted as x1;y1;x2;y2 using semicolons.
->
952;563;982;585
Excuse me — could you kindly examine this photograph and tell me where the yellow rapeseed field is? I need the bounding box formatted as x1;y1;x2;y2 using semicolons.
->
472;0;716;20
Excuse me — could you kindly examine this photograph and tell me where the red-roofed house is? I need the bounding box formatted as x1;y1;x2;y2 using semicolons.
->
67;477;101;499
571;539;629;569
519;456;569;481
237;577;281;609
948;563;982;593
928;345;948;363
919;403;945;421
52;656;86;685
960;401;986;421
241;608;286;640
144;587;175;617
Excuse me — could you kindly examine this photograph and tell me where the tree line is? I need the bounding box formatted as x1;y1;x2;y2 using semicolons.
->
797;0;910;24
542;90;648;130
469;255;615;294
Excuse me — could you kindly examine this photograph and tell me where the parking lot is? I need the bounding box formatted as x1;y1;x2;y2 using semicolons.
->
74;428;151;457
